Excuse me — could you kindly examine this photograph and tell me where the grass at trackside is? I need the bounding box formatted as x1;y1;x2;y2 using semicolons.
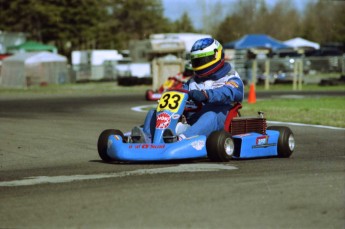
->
0;82;344;128
243;83;344;128
252;84;345;92
241;97;345;128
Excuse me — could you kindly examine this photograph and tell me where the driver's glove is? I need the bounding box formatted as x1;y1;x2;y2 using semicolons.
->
188;90;208;103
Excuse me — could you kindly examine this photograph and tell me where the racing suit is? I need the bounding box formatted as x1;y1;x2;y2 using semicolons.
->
143;62;244;139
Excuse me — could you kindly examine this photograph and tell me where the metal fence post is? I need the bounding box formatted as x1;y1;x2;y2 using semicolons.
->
298;59;303;90
252;59;257;87
264;59;270;90
293;59;298;90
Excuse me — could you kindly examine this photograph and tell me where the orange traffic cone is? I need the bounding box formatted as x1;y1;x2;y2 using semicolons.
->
248;83;256;104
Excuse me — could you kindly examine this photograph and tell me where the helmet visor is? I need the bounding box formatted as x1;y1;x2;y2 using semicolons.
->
191;38;214;52
191;55;216;69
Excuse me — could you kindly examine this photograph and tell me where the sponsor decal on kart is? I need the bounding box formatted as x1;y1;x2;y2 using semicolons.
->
256;135;269;145
129;144;165;149
156;112;171;129
252;135;276;148
172;113;180;119
191;140;205;150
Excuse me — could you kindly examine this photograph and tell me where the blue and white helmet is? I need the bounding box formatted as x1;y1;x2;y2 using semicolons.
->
190;38;225;77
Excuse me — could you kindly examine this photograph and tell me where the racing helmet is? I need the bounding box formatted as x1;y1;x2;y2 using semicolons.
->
190;38;225;77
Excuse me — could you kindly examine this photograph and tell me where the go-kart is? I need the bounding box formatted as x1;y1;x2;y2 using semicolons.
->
98;89;295;162
145;74;187;101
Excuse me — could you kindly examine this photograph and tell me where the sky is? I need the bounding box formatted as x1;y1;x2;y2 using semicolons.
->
162;0;311;30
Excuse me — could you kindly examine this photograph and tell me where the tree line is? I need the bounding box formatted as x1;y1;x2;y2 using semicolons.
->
0;0;344;57
213;0;345;46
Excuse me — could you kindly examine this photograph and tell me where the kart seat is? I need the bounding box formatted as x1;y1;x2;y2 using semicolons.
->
224;102;242;132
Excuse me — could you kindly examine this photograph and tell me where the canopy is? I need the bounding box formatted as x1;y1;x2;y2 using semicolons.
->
7;41;57;53
283;37;320;50
4;51;66;63
1;52;68;87
223;34;291;50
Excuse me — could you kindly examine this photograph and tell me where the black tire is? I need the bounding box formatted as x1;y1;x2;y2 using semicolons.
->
97;129;124;162
267;126;295;158
206;130;235;162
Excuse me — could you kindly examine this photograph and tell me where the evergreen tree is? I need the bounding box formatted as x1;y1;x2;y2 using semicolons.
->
172;12;195;33
106;0;171;49
0;0;106;55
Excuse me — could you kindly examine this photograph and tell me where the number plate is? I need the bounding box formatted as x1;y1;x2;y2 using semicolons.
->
157;91;185;113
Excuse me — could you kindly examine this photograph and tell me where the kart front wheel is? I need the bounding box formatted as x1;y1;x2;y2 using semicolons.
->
97;129;124;162
267;126;295;158
206;130;234;162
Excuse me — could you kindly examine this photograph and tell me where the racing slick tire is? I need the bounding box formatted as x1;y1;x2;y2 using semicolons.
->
267;126;295;158
206;130;235;162
97;129;124;162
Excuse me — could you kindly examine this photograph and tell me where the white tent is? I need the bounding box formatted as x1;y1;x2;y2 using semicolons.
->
150;33;212;52
1;52;69;87
284;37;320;50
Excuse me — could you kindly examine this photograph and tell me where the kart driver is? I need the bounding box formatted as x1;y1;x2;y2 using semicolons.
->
132;38;244;143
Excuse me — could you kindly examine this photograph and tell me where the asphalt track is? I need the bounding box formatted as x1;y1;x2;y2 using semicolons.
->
0;91;344;229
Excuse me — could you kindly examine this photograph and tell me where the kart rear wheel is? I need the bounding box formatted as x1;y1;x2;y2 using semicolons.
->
267;126;295;158
97;129;124;162
206;130;234;162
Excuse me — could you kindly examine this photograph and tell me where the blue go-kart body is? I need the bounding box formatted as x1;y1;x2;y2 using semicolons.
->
97;91;295;162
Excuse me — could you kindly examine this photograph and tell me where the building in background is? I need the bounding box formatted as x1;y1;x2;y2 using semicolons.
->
71;50;123;82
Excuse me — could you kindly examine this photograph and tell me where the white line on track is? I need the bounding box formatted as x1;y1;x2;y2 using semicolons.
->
131;104;155;112
0;164;237;187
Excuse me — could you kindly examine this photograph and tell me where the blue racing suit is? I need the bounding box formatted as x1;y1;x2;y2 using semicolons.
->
143;62;244;139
